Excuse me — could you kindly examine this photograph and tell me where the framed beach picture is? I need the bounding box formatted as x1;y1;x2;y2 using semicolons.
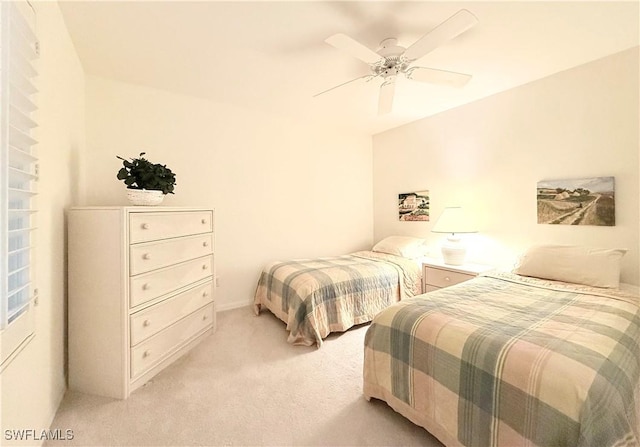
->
399;191;429;221
536;176;615;226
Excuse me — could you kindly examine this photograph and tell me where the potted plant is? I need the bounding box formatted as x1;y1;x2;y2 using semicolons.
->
116;152;176;205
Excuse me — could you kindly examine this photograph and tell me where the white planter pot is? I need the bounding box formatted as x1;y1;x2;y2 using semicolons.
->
126;189;165;206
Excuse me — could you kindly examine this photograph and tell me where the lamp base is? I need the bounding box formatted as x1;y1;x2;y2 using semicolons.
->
441;234;467;266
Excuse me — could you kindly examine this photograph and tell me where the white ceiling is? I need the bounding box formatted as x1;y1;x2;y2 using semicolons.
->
58;1;639;135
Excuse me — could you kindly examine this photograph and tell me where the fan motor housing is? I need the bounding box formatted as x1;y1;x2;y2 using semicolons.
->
374;38;410;77
377;38;404;57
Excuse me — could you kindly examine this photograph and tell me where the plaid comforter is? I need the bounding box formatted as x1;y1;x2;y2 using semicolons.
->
363;271;640;447
253;251;421;347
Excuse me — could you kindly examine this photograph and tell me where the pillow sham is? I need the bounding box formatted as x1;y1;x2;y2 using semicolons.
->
513;244;627;288
372;236;426;259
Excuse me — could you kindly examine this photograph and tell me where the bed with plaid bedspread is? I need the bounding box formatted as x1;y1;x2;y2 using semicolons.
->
363;271;640;447
253;251;421;347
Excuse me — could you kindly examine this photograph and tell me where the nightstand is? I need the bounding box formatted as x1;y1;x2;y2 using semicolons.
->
422;258;493;293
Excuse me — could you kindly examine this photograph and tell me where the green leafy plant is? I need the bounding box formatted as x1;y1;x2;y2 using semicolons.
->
116;152;176;195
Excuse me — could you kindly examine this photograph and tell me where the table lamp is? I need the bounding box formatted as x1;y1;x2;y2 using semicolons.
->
431;206;477;265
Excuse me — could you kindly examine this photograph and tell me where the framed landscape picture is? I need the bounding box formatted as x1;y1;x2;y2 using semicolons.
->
536;176;615;226
399;190;429;221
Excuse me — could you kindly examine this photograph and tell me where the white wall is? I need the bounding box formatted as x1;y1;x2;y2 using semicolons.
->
373;48;639;285
82;76;373;309
1;2;85;443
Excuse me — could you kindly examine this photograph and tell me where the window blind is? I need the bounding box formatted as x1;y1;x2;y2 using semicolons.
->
1;0;39;368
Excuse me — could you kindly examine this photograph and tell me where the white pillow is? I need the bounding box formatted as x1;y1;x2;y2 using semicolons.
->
513;245;627;288
372;236;426;259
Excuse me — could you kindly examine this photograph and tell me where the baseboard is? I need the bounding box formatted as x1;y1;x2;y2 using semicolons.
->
216;299;252;312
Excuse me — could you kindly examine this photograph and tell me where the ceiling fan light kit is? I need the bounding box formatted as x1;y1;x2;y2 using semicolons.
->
317;9;478;116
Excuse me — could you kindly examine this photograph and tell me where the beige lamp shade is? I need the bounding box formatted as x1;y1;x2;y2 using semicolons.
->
431;206;477;234
431;207;477;265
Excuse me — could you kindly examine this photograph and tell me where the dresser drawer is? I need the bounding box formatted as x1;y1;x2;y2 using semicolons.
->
129;255;213;308
130;304;213;378
425;267;474;288
129;211;213;244
130;234;213;276
130;281;213;346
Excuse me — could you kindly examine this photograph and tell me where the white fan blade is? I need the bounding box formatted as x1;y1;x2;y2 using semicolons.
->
313;75;374;97
404;9;478;61
405;67;472;88
325;33;381;65
378;78;395;115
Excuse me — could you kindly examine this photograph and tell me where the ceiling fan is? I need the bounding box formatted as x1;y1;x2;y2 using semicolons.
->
315;9;478;115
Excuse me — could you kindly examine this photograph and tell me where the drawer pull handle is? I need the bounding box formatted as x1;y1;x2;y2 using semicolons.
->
142;253;151;260
444;277;450;282
202;315;208;321
143;319;151;327
203;291;209;297
143;350;151;358
203;241;209;247
202;264;208;270
142;283;151;290
201;219;207;224
141;223;150;230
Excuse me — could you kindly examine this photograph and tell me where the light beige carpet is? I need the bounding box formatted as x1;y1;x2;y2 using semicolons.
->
48;306;444;446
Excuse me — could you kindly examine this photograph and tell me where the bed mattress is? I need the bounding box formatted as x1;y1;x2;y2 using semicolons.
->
254;250;421;347
363;271;640;446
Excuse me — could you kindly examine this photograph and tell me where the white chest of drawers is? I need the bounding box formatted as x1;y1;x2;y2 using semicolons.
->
68;206;215;399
